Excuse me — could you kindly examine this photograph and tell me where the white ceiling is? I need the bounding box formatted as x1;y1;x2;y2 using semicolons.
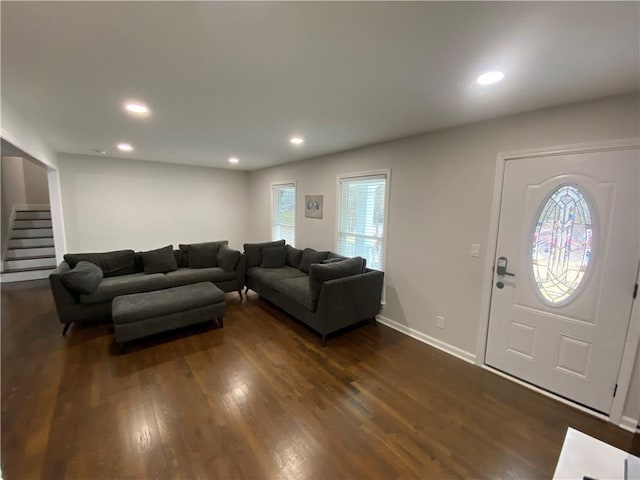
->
2;2;638;171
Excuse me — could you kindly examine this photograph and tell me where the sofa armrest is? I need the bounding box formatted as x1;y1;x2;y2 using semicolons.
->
316;270;384;335
49;262;80;324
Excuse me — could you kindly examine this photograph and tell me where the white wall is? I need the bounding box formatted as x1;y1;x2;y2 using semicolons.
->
58;154;250;252
0;98;58;169
22;157;49;205
625;348;639;427
1;156;27;256
248;92;640;420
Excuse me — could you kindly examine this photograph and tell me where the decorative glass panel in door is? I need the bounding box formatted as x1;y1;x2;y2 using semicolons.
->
531;184;593;305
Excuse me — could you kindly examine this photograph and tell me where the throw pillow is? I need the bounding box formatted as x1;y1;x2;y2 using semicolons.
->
298;248;329;274
173;249;183;268
308;256;364;305
178;246;190;267
179;241;228;268
63;250;135;278
218;245;241;273
285;245;303;268
261;246;287;268
321;257;343;264
243;239;286;269
140;245;178;274
188;243;220;268
60;261;104;294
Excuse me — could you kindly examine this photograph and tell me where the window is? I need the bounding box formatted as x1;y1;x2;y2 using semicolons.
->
531;184;593;305
272;183;296;246
337;171;389;270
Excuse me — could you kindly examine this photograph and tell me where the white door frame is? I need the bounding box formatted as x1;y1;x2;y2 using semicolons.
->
46;166;67;263
474;137;640;428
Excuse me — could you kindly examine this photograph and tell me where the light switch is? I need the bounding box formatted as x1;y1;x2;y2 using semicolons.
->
470;244;480;257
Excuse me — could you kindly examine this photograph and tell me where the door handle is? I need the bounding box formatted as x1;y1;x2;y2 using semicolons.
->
496;256;516;277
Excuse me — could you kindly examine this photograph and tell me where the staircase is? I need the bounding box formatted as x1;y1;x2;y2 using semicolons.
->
1;208;56;283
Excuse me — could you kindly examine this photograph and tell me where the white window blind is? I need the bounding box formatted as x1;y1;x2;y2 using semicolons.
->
272;183;296;246
337;173;388;270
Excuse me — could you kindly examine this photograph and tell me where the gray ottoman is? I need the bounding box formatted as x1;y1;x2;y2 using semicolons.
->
112;282;225;349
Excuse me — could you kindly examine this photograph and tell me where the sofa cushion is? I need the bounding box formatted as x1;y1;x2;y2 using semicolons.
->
79;273;169;304
244;240;286;269
261;246;287;268
217;245;241;273
308;256;365;305
60;261;103;294
64;249;135;278
188;243;220;268
298;248;329;274
140;245;178;274
165;267;235;288
179;241;229;268
285;245;303;268
274;276;315;311
247;266;305;285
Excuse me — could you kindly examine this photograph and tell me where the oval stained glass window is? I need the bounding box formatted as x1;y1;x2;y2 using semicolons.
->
531;184;593;305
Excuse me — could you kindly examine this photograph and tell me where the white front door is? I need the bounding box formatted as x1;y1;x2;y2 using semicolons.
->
485;147;639;414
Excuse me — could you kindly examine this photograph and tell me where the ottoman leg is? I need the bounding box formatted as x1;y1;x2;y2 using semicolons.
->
218;316;224;328
116;342;125;355
237;289;243;299
61;322;71;336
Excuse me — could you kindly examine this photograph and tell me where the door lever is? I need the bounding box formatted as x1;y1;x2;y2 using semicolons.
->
496;256;516;277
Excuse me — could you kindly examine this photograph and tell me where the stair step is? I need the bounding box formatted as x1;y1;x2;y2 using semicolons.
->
9;238;54;248
15;211;51;220
1;268;53;283
2;265;55;273
11;228;53;238
4;257;56;270
14;219;52;229
5;247;55;259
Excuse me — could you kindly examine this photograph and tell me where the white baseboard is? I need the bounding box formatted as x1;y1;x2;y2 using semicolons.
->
619;416;639;433
376;315;476;364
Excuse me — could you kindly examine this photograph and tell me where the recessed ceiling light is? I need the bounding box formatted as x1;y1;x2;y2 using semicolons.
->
477;71;505;85
117;143;134;152
124;101;150;116
228;157;239;164
290;136;304;145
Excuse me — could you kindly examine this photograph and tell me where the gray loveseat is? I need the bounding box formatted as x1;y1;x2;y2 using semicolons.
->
244;240;384;345
50;240;245;335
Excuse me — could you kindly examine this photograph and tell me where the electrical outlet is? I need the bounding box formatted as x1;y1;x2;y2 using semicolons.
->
436;316;445;329
470;244;480;257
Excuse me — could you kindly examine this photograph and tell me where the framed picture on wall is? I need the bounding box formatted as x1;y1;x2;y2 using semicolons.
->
305;195;323;219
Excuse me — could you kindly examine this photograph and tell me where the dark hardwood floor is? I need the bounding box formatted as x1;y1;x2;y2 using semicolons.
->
2;280;638;479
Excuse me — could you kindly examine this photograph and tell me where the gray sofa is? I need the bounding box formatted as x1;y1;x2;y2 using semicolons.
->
49;241;245;335
244;240;384;345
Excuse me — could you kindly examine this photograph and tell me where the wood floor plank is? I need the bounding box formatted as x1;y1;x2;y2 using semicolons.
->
1;280;638;479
